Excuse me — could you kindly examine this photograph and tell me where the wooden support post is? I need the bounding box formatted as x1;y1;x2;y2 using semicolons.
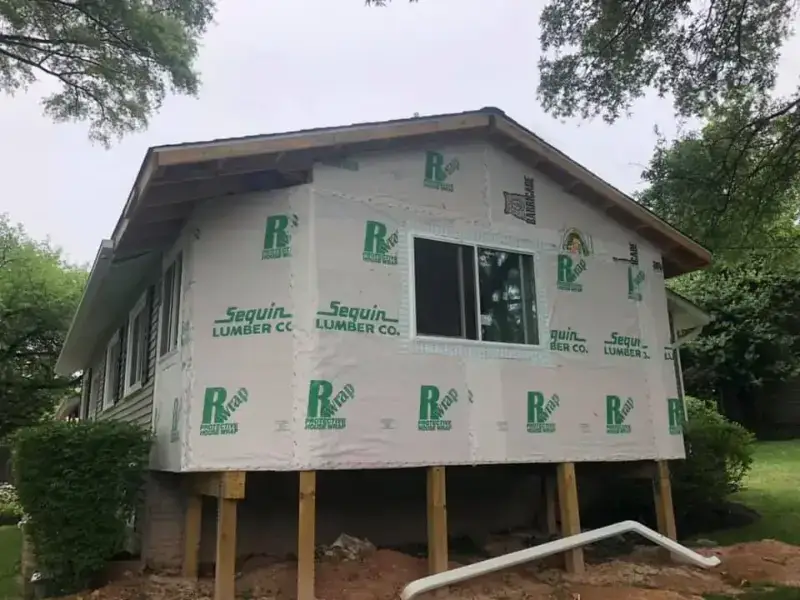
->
214;497;238;600
297;471;317;600
556;462;584;574
544;473;558;536
211;472;245;600
653;460;677;541
183;494;203;579
426;466;448;575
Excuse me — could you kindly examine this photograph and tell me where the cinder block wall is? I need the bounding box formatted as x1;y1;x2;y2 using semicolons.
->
140;471;187;570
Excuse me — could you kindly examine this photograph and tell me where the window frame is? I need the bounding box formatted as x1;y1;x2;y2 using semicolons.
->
102;330;122;411
124;291;149;397
409;232;542;349
159;252;183;358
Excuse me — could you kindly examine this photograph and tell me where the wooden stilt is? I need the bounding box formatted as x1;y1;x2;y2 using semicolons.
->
297;471;317;600
556;462;584;574
211;472;246;600
426;466;448;575
183;494;203;579
544;473;558;535
653;460;677;544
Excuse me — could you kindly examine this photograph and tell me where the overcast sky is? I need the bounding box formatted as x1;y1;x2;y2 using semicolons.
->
1;0;798;266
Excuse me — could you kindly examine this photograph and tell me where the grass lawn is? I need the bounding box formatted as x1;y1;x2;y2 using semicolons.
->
0;525;21;600
706;440;800;546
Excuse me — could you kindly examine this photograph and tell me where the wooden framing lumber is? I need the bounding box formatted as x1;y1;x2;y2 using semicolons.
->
214;497;238;600
189;471;246;499
426;466;449;575
297;471;317;600
653;460;678;540
556;462;585;574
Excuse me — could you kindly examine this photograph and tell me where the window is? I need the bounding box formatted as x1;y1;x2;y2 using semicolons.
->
103;331;122;410
160;253;183;356
413;237;539;346
125;292;149;396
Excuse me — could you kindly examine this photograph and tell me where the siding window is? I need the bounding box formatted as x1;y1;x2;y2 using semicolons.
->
103;330;122;410
412;237;539;346
160;253;183;356
125;291;149;396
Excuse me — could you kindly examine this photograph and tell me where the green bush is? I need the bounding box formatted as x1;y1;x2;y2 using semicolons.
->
11;420;151;595
671;396;755;515
0;483;22;525
581;396;755;534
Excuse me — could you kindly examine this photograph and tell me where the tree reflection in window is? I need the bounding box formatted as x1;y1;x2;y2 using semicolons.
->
478;248;538;345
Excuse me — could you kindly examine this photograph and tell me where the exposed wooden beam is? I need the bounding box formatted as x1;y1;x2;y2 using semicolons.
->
556;462;584;574
214;497;238;600
426;466;448;575
297;471;317;600
154;113;491;166
653;461;677;541
189;472;246;500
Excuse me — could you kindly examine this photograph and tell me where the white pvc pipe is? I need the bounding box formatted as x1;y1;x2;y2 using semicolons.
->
401;520;721;600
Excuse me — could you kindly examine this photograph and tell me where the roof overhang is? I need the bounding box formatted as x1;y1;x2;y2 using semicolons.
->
55;243;160;376
113;108;711;278
667;289;712;346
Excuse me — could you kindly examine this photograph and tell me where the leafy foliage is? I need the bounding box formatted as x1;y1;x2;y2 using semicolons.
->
638;99;800;257
0;0;215;144
370;1;800;238
671;396;755;518
535;0;796;123
0;483;21;525
674;259;800;426
11;420;151;595
0;214;87;441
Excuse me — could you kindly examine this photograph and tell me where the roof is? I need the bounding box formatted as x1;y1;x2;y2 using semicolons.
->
666;289;712;332
55;107;712;375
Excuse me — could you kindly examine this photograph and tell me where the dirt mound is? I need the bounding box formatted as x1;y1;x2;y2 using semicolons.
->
61;540;800;600
702;539;800;587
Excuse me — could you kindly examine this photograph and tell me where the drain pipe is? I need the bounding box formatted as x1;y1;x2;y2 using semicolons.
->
401;520;721;600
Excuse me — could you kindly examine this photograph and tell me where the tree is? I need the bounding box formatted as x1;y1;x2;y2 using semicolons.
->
675;257;800;430
637;98;800;258
370;1;800;238
0;215;87;440
0;0;215;145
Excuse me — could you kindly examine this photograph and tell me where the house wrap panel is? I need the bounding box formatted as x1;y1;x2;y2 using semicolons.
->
181;142;684;471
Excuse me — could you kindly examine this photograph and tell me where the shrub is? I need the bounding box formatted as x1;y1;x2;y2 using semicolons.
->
0;483;22;525
671;396;756;517
581;396;755;535
11;420;151;595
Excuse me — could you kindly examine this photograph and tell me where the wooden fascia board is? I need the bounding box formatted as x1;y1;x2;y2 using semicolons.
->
153;113;492;167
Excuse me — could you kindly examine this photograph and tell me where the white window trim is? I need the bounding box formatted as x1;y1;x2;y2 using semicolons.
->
102;330;122;411
124;291;148;398
159;253;183;360
408;231;543;350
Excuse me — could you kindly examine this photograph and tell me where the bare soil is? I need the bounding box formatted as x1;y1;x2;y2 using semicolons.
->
63;540;800;600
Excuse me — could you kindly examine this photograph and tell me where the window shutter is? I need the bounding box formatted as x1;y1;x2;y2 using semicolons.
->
142;286;154;384
115;326;126;404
